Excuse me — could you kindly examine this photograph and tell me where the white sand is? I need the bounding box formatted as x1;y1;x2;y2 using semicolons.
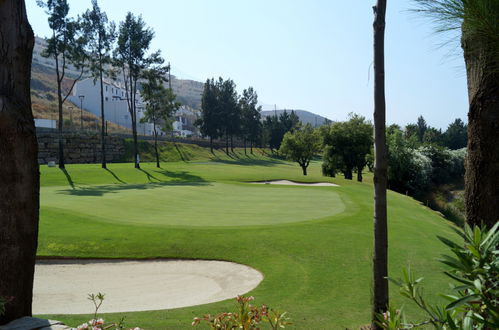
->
33;259;263;314
250;180;338;186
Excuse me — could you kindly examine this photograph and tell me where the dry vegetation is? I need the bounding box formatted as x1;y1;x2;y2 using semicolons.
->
31;62;131;134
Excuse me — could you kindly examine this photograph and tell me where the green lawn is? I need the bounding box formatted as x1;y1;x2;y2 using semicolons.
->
37;153;458;329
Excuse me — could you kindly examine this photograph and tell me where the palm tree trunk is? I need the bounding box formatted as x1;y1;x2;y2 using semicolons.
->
372;0;389;328
462;30;499;228
0;1;39;323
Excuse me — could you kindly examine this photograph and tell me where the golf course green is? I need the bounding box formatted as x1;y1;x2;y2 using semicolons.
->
37;150;459;329
42;183;344;227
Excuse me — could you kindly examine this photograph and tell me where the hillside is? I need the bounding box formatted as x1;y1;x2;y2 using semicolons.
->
30;61;131;133
261;109;331;127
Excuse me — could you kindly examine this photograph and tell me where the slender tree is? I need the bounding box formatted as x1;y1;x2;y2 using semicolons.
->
37;0;86;169
0;0;39;323
141;69;180;167
372;0;389;328
80;0;115;169
217;78;239;155
199;78;220;152
115;12;163;169
413;0;499;228
240;87;262;155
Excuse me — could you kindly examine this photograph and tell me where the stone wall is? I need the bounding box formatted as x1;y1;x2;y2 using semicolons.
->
37;131;125;165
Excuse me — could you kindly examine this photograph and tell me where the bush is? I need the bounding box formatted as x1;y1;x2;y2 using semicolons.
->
378;223;499;329
192;295;291;329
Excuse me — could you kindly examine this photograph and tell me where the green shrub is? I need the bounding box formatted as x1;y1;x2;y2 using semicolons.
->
379;223;499;329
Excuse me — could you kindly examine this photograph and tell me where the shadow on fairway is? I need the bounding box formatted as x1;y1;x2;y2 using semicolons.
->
153;169;208;182
104;168;126;184
57;180;210;197
211;158;287;166
60;168;75;189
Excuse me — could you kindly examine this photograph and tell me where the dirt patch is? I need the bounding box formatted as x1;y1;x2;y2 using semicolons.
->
33;259;263;314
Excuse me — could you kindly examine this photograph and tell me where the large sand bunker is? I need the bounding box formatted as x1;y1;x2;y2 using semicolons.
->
33;259;263;314
249;180;339;186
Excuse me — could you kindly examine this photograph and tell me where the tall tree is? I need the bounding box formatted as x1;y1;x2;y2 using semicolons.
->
413;0;499;228
37;0;87;169
239;87;262;154
217;77;239;155
198;78;220;152
141;69;180;168
0;0;39;323
444;118;467;150
115;12;164;169
372;0;389;328
280;124;321;176
80;0;115;169
416;115;427;142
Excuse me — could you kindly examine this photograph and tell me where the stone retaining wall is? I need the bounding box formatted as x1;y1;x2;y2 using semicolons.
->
37;132;125;164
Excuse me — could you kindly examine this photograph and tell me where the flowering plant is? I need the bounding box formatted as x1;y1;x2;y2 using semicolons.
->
192;295;291;329
73;293;140;330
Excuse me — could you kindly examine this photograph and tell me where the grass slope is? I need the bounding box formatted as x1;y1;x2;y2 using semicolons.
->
37;155;458;329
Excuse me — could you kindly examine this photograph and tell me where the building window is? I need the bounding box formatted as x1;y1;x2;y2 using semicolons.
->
105;86;108;91
105;97;108;101
112;88;114;93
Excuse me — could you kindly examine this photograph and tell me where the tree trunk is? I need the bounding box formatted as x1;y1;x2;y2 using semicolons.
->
230;135;234;153
250;141;253;154
99;60;106;169
210;136;213;153
462;29;499;228
0;1;39;324
154;122;160;168
301;165;307;176
244;138;247;155
344;168;353;180
372;1;389;328
131;81;140;169
55;49;65;169
357;167;363;182
225;133;229;155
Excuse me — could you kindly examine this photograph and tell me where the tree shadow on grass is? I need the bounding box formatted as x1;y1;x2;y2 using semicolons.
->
104;168;126;184
211;158;287;167
153;169;208;182
137;168;162;182
60;168;75;189
174;143;189;162
57;180;210;197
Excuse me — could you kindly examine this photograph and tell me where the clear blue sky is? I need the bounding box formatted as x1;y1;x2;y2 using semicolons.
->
26;0;468;129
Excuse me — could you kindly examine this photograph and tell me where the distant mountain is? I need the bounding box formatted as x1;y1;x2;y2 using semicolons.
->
260;109;330;127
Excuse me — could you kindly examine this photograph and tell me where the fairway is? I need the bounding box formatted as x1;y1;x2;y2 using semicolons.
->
42;183;344;226
36;158;459;329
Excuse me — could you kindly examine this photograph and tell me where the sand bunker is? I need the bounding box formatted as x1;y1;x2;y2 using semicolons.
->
250;180;338;187
33;259;263;314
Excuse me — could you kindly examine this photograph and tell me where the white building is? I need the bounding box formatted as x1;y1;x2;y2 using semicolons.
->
68;78;154;135
172;106;200;137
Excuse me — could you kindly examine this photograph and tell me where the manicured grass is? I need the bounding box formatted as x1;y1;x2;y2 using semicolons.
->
42;183;344;227
37;155;458;329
